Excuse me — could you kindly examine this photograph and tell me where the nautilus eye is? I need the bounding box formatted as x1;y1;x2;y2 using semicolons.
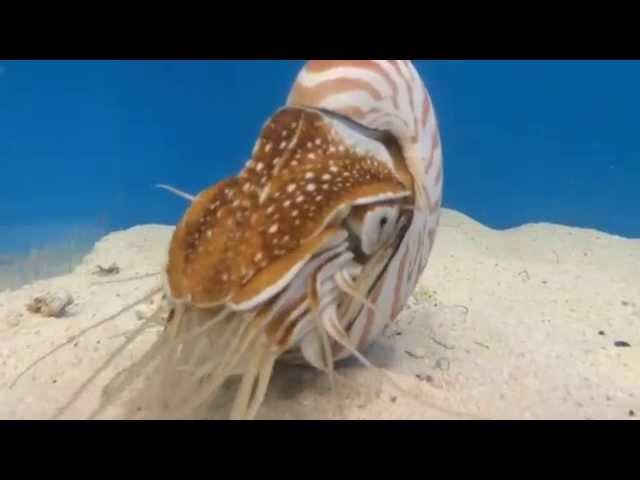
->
347;204;402;256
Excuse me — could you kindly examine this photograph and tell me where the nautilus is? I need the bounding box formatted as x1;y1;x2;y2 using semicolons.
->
83;60;443;420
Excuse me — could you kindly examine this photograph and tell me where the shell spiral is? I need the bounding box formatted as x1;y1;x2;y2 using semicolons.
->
287;60;444;356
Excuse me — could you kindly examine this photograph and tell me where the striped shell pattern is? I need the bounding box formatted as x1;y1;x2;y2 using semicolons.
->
285;60;443;360
125;60;443;420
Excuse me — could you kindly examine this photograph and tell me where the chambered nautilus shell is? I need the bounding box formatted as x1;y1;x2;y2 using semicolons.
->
102;60;444;420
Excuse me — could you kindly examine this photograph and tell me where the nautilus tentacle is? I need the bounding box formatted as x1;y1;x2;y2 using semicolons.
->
156;184;196;202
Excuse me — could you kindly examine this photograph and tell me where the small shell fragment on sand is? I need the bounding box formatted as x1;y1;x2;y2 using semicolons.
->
26;291;74;318
134;293;170;323
134;301;155;320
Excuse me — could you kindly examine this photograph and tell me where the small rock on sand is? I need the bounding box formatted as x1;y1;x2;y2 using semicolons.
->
26;291;74;318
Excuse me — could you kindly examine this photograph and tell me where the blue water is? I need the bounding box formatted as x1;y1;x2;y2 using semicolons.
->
0;60;638;259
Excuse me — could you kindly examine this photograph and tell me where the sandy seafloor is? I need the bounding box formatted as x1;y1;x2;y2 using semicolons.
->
0;208;638;420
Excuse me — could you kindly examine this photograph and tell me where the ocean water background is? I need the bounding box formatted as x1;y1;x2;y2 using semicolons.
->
0;60;638;287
